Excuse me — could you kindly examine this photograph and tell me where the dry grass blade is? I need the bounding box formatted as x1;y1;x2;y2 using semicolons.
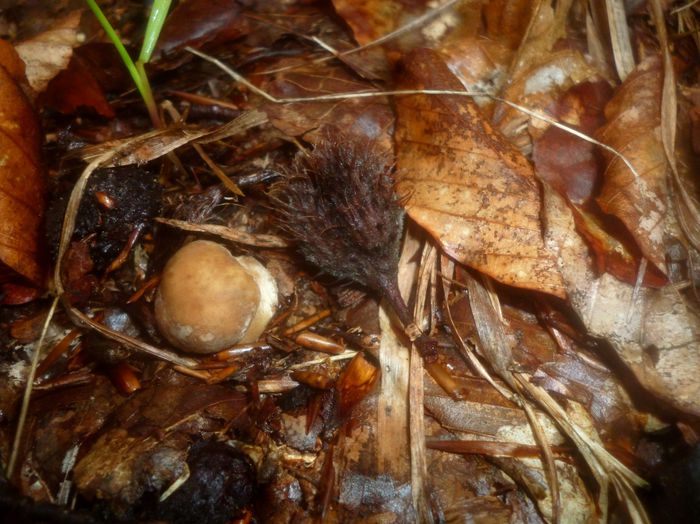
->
161;100;245;196
256;0;463;76
440;258;512;400
410;242;437;523
189;47;642;185
156;218;288;248
605;0;635;81
520;397;560;523
461;273;560;521
6;295;60;477
516;376;649;524
442;267;649;522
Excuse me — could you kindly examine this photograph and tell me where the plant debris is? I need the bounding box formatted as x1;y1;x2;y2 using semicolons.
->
2;1;700;523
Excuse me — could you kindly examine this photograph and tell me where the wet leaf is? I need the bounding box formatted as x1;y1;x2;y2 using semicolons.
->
336;352;378;418
331;0;461;49
74;372;249;508
395;48;565;298
0;40;45;285
595;55;668;271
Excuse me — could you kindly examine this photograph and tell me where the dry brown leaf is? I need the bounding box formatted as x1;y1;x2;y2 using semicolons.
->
0;40;45;285
545;186;700;417
395;48;565;298
596;55;668;271
15;10;83;94
439;35;513;105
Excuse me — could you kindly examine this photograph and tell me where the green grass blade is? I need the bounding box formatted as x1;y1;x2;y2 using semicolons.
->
84;0;143;94
139;0;172;64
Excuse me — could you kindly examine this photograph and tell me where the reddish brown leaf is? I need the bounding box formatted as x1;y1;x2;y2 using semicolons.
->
1;282;41;305
483;0;535;49
331;0;425;47
41;51;115;117
571;206;667;288
595;55;668;271
331;0;470;61
395;48;565;298
0;40;46;286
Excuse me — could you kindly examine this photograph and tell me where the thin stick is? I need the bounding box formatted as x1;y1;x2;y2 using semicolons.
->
186;47;642;182
6;295;60;477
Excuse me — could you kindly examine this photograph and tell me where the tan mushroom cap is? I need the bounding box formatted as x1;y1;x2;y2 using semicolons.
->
155;240;277;354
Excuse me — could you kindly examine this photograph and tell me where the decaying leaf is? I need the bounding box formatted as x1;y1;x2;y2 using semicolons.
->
0;40;45;285
596;55;669;271
331;0;463;51
41;48;115;117
395;48;565;298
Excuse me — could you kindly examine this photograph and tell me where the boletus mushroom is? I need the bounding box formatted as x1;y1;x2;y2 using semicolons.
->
155;240;278;354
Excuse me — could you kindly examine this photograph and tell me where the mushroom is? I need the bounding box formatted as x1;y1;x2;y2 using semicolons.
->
155;240;278;354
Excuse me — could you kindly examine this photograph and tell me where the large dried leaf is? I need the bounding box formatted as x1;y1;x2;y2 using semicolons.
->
0;40;45;285
596;55;668;271
545;186;700;417
395;48;565;298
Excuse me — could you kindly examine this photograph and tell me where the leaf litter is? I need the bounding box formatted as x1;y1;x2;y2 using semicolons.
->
1;1;700;523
